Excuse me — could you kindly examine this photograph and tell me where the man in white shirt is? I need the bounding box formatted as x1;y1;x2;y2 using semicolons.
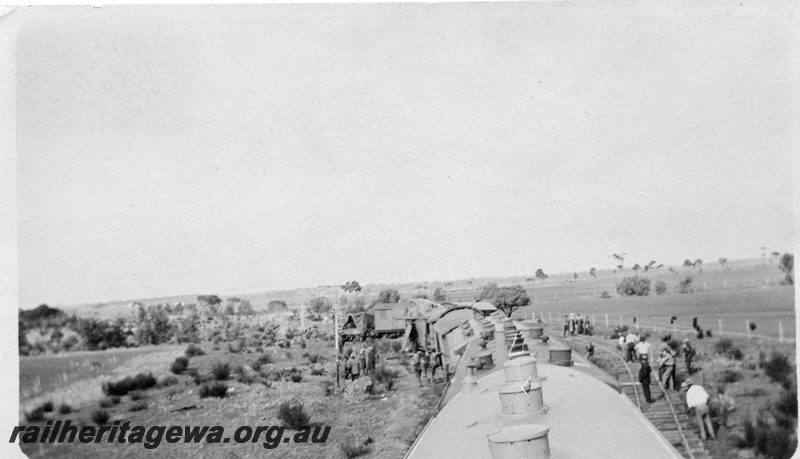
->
624;331;638;362
634;335;652;365
682;380;716;441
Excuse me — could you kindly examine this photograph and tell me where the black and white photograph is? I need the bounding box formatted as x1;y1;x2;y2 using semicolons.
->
2;2;797;458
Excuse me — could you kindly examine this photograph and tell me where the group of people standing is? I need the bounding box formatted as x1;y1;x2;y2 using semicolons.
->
410;350;444;386
617;331;696;401
338;343;377;381
563;313;592;337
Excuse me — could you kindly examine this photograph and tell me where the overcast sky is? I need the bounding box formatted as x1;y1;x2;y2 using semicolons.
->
13;2;797;307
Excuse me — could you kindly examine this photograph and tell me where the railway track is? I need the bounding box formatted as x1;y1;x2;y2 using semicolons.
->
565;335;712;459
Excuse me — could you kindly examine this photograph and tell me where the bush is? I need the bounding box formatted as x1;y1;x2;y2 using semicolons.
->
252;353;274;372
320;379;336;396
102;373;157;396
654;280;667;295
99;397;119;408
185;344;205;357
159;375;179;387
340;437;373;458
374;365;400;391
171;356;190;374
211;362;231;381
600;290;611;299
719;369;742;384
40;400;54;413
678;276;693;294
91;409;110;425
129;401;148;412
762;352;793;386
57;403;72;415
129;391;146;401
616;276;651;296
713;337;744;360
277;400;310;429
25;407;46;422
199;382;228;399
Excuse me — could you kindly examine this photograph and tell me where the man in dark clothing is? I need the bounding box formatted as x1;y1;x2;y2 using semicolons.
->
639;356;653;403
681;339;695;374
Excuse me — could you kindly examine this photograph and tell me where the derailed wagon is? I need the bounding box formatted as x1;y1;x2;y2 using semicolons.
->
340;311;375;342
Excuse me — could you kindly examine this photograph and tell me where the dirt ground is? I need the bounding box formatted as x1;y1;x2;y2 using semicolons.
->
18;338;442;459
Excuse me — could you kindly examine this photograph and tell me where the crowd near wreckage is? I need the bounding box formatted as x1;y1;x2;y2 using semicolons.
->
400;308;720;459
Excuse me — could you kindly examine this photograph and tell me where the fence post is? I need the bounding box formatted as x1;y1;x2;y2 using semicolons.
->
718;318;722;336
605;314;609;327
549;312;552;323
779;321;784;343
653;316;656;333
672;321;676;334
591;314;595;326
746;320;751;339
619;315;623;327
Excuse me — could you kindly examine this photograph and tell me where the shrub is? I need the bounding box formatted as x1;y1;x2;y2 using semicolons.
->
91;409;110;425
199;382;228;399
129;391;146;401
252;353;274;372
374;365;400;391
211;362;230;381
228;342;241;354
678;276;693;294
171;356;190;374
616;276;651;296
600;290;611;299
159;375;178;387
714;338;733;355
57;403;72;415
390;340;403;354
99;398;115;408
102;373;157;396
277;400;310;429
25;407;46;422
40;400;54;413
762;352;793;386
719;369;742;384
129;401;147;412
320;378;336;396
654;280;667;295
185;344;205;357
340;437;373;458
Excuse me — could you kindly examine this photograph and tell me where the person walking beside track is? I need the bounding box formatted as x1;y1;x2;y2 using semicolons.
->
634;334;652;365
682;380;716;441
658;346;676;391
681;339;695;375
625;330;638;362
638;355;654;403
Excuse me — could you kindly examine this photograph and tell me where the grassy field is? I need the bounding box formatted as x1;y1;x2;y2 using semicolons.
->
20;346;185;400
18;337;441;459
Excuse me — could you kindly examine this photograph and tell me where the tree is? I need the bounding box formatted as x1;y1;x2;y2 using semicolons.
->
718;258;728;268
573;272;578;280
224;304;235;315
771;252;781;264
694;259;703;271
617;265;624;271
612;252;627;264
309;297;332;314
678;276;693;294
376;289;400;304
432;287;447;302
683;259;693;269
341;281;362;293
632;264;641;271
480;284;530;317
779;253;794;285
656;264;664;270
237;300;255;316
535;269;548;280
135;306;172;345
616;276;651;296
589;268;596;278
197;295;221;306
267;300;288;312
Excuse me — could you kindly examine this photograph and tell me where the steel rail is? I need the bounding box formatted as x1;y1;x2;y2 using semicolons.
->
573;336;696;459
